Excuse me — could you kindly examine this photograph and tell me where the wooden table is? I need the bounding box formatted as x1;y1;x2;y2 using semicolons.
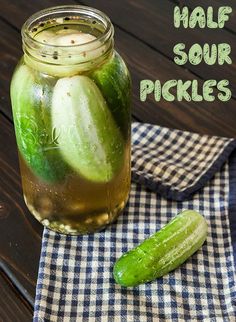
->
0;0;235;320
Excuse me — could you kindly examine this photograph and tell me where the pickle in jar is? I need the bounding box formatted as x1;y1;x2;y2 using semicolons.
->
51;75;124;183
10;63;68;183
91;53;131;137
10;7;131;234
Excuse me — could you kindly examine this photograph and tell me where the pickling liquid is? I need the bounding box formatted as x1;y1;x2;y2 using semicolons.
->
20;144;130;234
12;14;131;234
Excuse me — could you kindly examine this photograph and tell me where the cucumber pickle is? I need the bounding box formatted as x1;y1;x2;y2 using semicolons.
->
113;210;208;287
91;53;131;138
11;63;68;183
51;75;125;183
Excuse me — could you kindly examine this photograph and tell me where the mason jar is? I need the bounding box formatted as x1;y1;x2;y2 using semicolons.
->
10;5;131;235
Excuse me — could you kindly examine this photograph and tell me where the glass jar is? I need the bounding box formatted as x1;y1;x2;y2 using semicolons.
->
10;5;131;235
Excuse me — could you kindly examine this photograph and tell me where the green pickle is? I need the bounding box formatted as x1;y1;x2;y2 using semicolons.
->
52;75;124;182
11;63;67;183
91;53;131;137
10;8;131;234
113;210;208;287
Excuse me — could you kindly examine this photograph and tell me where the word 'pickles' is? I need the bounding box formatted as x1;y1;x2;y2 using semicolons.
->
140;79;231;102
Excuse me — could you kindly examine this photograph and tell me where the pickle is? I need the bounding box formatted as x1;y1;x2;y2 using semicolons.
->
113;210;208;287
35;30;96;46
27;29;107;77
91;53;131;137
10;64;67;182
51;75;124;183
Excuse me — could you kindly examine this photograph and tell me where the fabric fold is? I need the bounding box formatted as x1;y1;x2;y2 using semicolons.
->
131;122;236;201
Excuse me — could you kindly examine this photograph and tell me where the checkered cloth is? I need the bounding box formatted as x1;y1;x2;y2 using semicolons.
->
34;123;236;322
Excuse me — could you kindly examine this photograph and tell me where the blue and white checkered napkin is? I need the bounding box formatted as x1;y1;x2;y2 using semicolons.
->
34;123;236;322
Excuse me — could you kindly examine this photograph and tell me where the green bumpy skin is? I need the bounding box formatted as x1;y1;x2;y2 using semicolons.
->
51;75;125;183
113;210;208;287
10;63;68;183
91;52;131;138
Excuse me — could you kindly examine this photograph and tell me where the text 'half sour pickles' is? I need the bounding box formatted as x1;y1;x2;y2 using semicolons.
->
10;6;131;234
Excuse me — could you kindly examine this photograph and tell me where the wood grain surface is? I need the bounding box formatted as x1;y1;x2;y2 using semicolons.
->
0;270;32;322
0;0;235;320
0;117;42;305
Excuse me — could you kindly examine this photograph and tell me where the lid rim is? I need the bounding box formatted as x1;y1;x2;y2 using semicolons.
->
21;5;114;50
